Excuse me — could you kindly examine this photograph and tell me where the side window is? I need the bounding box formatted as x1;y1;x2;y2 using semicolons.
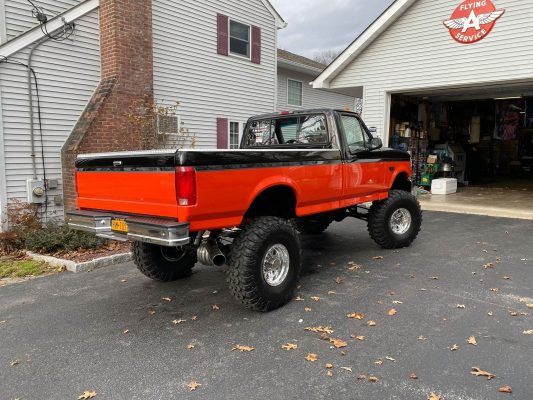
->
229;20;250;58
247;119;274;146
340;115;367;152
287;79;303;106
299;115;328;143
229;121;241;149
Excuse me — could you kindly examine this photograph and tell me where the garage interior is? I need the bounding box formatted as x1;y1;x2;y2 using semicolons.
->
388;81;533;219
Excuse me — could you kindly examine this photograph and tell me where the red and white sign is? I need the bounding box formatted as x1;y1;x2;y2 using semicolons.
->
444;1;505;44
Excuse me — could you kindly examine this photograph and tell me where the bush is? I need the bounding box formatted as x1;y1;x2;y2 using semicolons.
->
23;223;106;253
0;201;41;253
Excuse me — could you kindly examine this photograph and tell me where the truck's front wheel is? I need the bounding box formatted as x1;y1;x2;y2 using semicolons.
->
227;217;302;312
367;190;422;249
132;242;197;282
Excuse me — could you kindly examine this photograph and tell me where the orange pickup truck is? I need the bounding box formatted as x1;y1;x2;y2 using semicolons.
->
68;109;421;311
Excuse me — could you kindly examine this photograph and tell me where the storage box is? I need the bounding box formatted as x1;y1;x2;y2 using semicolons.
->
431;178;457;195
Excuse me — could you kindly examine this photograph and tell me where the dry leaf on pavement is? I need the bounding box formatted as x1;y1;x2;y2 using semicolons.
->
191;315;198;321
457;304;466;309
341;366;352;372
172;319;186;325
295;296;304;301
328;291;337;295
409;373;418;380
305;353;318;362
490;288;499;293
232;345;254;352
347;312;365;320
311;296;321;302
471;367;495;380
450;344;459;351
78;391;97;399
212;304;220;311
335;277;343;284
10;360;19;367
498;386;513;394
428;393;441;400
305;326;334;334
304;307;312;312
467;336;477;346
281;343;297;351
385;356;396;362
527;304;533;309
388;309;397;316
368;376;379;382
123;329;129;334
187;381;201;391
523;330;533;335
148;309;156;315
329;338;347;348
162;297;172;302
392;300;403;304
351;335;365;341
367;320;377;326
374;359;383;365
325;363;333;369
373;256;383;260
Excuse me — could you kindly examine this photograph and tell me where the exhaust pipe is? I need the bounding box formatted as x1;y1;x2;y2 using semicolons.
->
197;240;226;267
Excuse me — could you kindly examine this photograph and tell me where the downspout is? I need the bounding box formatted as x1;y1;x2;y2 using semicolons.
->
27;37;49;179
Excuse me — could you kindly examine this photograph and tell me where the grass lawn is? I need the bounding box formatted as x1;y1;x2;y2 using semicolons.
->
0;259;56;279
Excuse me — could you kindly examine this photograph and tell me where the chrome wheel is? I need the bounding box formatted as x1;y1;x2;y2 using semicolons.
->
390;208;412;235
261;244;290;287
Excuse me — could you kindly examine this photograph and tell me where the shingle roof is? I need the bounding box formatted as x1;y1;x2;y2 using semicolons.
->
277;49;327;71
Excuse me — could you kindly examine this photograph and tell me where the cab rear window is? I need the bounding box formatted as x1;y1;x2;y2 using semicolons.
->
244;114;329;147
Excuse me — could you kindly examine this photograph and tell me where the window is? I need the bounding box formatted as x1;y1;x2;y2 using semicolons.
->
229;121;241;149
287;79;303;106
340;114;369;152
244;115;329;147
229;20;250;58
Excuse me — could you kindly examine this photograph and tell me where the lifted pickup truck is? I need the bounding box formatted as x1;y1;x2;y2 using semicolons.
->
68;109;421;311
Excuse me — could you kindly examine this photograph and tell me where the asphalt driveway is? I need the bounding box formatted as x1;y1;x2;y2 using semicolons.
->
1;212;532;400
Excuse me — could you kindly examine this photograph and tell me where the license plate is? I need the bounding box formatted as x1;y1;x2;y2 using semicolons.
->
111;219;128;233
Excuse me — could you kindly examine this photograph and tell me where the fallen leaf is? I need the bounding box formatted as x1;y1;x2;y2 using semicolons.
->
429;276;439;280
191;315;198;321
409;373;418;380
281;343;297;351
78;391;97;399
295;296;304;301
357;374;367;380
457;304;466;309
385;356;396;362
428;393;441;400
187;381;201;391
305;353;318;362
304;307;312;312
523;330;533;335
527;304;533;309
348;264;361;271
162;297;172;302
311;296;321;302
123;329;129;334
418;336;427;341
471;367;495;380
335;277;343;284
503;276;511;280
388;308;397;316
498;386;513;394
450;344;459;351
347;312;365;320
419;288;427;292
351;335;365;341
510;311;519;317
305;326;334;335
172;319;186;325
120;279;127;283
490;288;500;293
232;345;254;352
373;256;383;260
212;304;220;311
329;338;347;348
367;320;377;326
368;376;379;382
467;336;477;346
488;311;493;316
148;309;156;315
392;300;403;305
327;291;337;295
10;360;19;367
483;263;494;269
374;359;383;365
187;344;195;349
341;366;352;372
325;363;333;369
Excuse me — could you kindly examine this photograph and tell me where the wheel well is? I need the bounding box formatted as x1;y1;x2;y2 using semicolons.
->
245;186;297;219
391;172;411;192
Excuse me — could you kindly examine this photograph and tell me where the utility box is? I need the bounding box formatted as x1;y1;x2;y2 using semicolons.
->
26;179;46;204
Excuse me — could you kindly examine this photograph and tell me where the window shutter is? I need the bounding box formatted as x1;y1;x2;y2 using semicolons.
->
217;14;229;55
251;25;261;64
217;118;229;149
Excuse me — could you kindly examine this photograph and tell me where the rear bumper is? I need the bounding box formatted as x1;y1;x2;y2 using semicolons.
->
66;210;190;247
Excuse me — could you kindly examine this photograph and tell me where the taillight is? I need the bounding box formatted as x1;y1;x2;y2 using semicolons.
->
175;167;197;206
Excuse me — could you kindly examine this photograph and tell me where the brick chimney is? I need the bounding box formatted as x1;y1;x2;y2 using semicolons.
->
61;0;154;212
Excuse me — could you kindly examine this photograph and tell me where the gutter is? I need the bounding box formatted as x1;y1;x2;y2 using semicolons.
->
0;0;99;59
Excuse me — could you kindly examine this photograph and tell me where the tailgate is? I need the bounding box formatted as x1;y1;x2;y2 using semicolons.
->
75;150;179;218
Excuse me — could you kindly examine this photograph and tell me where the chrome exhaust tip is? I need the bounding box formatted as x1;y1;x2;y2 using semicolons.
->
197;240;226;267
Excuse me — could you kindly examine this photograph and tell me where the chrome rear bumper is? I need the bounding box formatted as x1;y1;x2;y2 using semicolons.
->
66;210;190;247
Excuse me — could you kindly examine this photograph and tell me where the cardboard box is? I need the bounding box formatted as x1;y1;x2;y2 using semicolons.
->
431;178;457;195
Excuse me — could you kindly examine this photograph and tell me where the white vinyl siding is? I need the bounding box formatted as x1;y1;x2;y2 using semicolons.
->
152;0;277;149
277;67;355;111
287;79;302;106
329;0;533;141
0;8;100;218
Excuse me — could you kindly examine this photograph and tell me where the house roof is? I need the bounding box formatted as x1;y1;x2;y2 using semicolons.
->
261;0;287;29
278;49;326;73
313;0;417;89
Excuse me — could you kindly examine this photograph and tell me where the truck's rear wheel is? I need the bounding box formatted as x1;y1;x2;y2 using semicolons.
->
367;190;422;249
132;242;197;282
293;215;332;234
227;217;302;312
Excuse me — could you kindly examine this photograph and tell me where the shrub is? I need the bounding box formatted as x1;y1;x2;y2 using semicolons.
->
23;222;106;253
0;201;41;253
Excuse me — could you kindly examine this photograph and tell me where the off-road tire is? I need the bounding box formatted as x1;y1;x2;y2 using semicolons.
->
367;189;422;249
227;217;302;312
293;215;332;234
132;242;197;282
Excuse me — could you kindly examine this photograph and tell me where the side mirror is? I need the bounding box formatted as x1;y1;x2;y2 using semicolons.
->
368;137;383;150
